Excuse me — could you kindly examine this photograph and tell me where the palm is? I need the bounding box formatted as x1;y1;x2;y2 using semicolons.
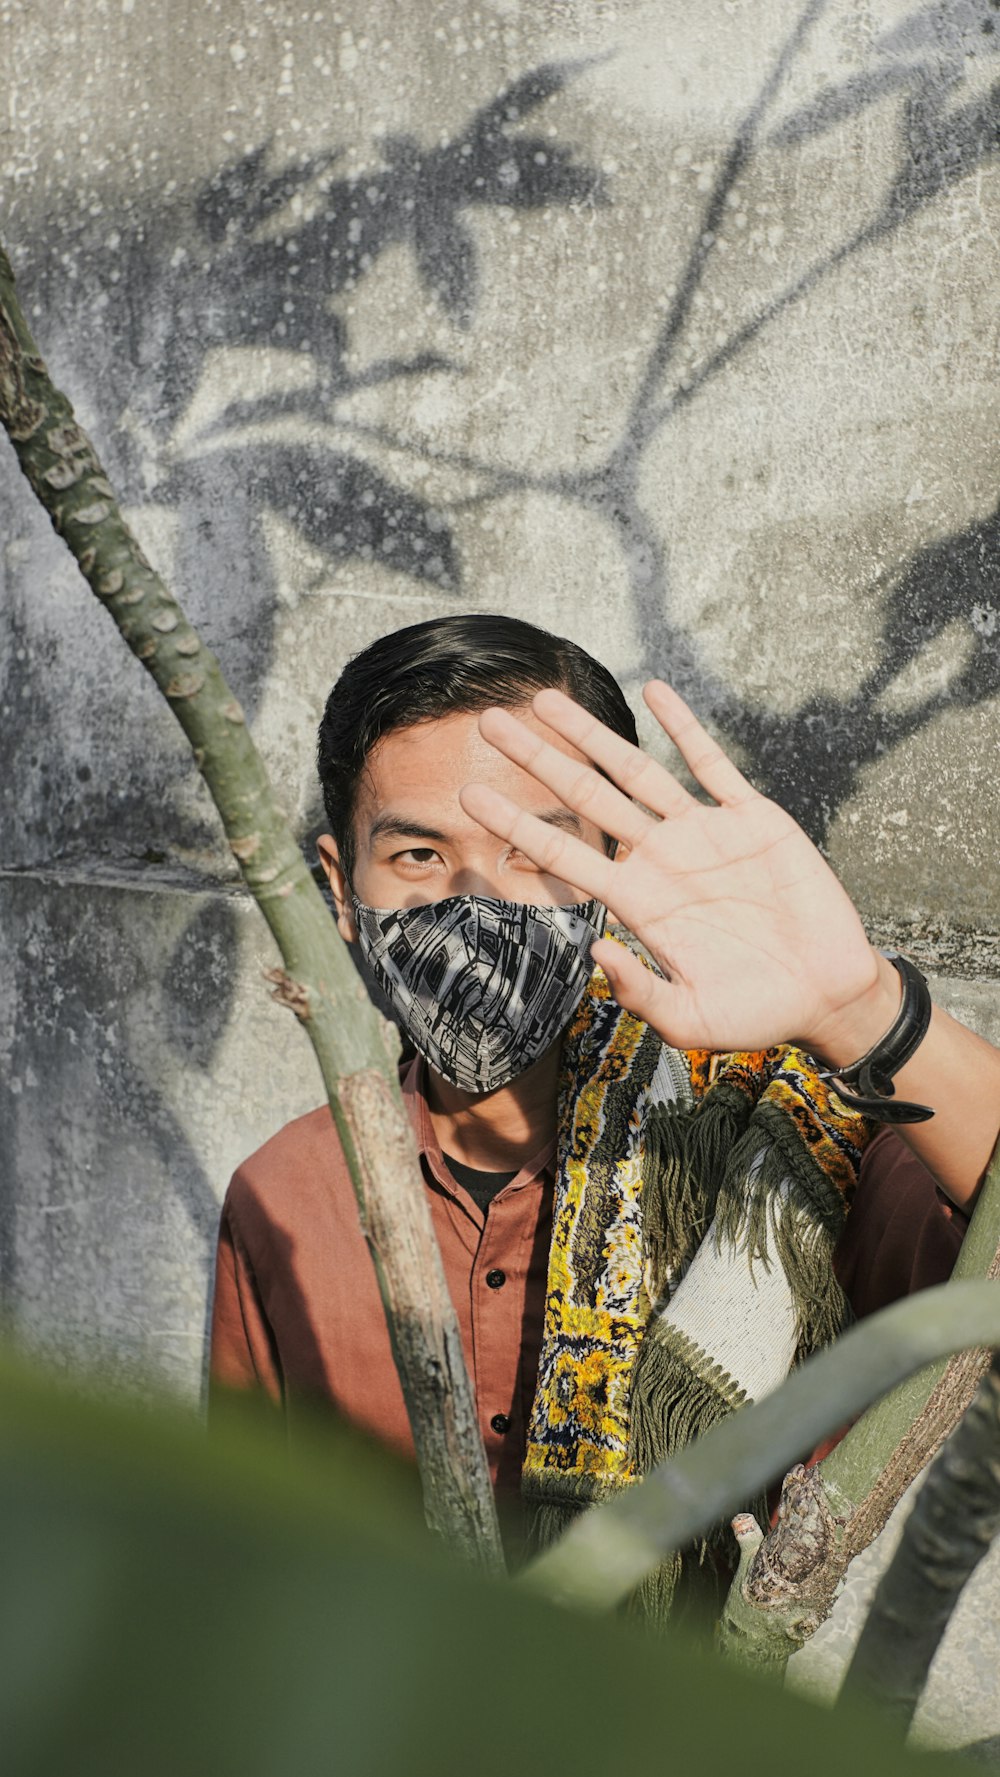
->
461;683;879;1059
601;790;873;1053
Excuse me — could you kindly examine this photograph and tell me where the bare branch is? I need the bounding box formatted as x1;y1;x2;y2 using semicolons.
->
0;239;503;1576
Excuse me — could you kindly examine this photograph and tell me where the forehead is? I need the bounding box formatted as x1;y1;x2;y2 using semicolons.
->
354;706;584;834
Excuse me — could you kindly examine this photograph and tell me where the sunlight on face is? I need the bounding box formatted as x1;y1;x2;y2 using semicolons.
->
320;706;609;935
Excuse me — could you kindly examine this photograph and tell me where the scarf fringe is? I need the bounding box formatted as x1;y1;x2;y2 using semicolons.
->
525;1498;583;1555
625;1553;685;1630
629;1319;748;1474
525;1490;712;1634
627;1319;759;1610
641;1086;747;1290
643;1090;851;1363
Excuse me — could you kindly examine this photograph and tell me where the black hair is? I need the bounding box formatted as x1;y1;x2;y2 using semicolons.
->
317;612;638;882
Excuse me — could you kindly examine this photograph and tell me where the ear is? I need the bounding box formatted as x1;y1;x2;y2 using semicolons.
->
316;834;359;942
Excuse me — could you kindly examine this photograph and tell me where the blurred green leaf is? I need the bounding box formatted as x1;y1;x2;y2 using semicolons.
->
0;1349;973;1777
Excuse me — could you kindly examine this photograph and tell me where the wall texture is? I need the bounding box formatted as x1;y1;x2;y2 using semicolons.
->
2;0;999;1741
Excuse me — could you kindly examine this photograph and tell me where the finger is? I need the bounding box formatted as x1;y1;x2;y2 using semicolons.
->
477;706;655;850
458;781;616;901
642;681;755;807
529;687;697;820
591;940;677;1035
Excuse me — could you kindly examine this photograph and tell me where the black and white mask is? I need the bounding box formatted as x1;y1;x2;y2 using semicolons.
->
353;893;606;1094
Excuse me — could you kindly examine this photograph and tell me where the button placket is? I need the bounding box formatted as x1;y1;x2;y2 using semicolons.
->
475;1200;519;1451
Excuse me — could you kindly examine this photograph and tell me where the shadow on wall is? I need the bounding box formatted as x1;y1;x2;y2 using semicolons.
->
16;61;607;741
13;8;1000;850
738;501;1000;843
0;884;234;1388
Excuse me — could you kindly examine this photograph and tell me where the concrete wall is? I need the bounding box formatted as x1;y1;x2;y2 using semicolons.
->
2;0;999;1739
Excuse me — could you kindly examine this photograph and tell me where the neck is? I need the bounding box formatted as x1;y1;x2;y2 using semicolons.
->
425;1041;561;1172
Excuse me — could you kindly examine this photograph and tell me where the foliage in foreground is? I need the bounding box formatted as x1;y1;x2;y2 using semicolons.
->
0;1348;978;1777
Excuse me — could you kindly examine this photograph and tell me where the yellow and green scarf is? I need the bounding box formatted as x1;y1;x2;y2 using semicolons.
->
522;941;872;1616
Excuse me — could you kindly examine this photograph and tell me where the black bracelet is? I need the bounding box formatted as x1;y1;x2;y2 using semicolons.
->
818;952;935;1124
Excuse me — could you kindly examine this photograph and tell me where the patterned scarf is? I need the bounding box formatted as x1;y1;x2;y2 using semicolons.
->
522;938;873;1618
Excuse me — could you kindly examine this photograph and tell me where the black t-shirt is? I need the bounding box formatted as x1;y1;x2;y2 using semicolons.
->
442;1152;517;1214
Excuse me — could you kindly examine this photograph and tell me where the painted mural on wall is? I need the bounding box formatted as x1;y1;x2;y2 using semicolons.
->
3;0;1000;1388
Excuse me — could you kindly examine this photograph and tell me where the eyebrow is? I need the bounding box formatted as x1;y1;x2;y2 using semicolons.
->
367;808;584;847
368;814;450;847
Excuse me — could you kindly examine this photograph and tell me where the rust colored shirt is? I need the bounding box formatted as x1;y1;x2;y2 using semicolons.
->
210;1067;965;1503
210;1059;555;1503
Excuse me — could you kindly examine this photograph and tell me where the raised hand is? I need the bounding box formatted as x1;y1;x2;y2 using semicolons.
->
459;682;896;1061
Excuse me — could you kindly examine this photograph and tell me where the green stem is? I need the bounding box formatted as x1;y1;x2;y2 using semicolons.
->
0;240;503;1577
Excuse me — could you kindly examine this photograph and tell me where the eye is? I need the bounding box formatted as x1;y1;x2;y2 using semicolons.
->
394;847;441;867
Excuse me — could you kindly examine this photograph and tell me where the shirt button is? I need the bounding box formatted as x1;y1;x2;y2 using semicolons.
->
486;1268;506;1290
490;1413;511;1435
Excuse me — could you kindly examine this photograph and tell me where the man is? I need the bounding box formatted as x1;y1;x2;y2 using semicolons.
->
210;613;998;1578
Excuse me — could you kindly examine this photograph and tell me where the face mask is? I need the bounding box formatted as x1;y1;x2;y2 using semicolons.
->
353;893;606;1095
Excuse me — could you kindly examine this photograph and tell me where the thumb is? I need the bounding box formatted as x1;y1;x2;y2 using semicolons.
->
592;940;670;1032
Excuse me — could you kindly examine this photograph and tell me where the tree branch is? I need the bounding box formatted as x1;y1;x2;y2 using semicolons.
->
838;1349;1000;1736
0;240;503;1576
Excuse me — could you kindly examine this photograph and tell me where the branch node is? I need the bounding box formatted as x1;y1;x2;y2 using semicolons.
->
263;966;311;1021
44;458;83;490
732;1512;764;1558
69;500;112;526
0;308;45;438
165;671;205;700
744;1464;843;1606
229;833;261;862
45;422;90;455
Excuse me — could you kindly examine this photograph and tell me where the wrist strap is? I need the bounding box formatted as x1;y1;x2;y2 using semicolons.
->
818;952;934;1124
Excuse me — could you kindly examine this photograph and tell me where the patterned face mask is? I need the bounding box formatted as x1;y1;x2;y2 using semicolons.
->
353;893;607;1094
